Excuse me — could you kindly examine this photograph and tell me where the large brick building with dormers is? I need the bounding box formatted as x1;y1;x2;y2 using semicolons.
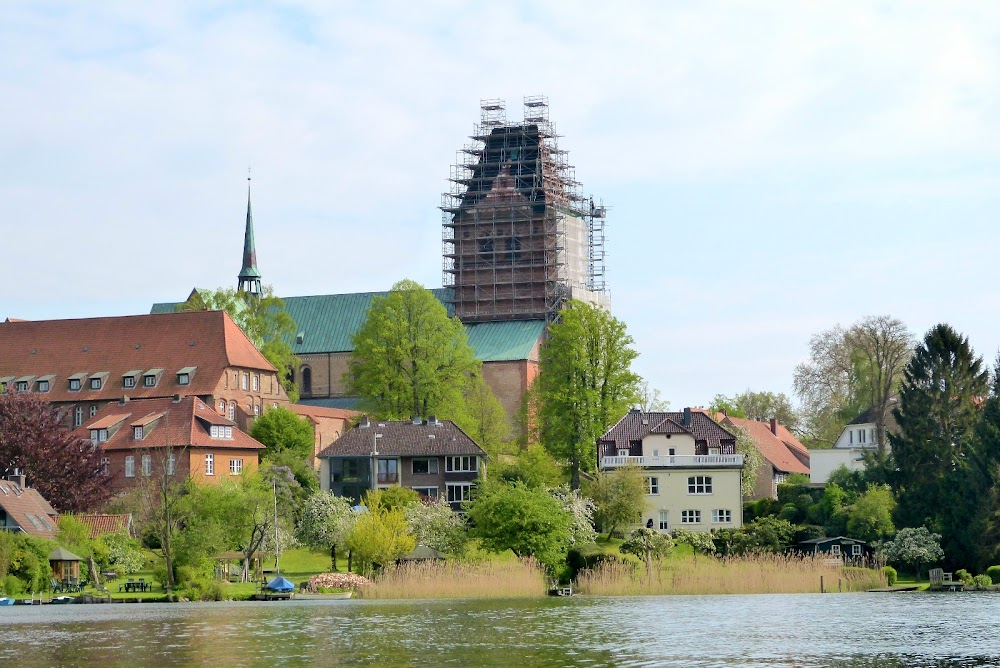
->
0;310;289;432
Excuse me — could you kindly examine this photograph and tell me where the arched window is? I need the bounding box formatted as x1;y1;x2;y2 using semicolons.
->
301;367;312;396
218;399;226;414
228;401;236;421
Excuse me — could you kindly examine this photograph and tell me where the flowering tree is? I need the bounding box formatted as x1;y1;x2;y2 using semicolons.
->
298;492;356;570
551;486;597;547
404;497;468;555
878;526;944;581
672;528;716;564
621;528;674;582
0;391;109;511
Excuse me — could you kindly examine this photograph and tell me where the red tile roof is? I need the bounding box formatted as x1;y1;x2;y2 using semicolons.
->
0;479;58;538
75;514;133;538
72;396;265;452
721;415;810;475
0;311;279;403
289;405;359;421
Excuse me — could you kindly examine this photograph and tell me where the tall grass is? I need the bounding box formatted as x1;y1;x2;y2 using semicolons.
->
576;554;885;596
358;559;547;599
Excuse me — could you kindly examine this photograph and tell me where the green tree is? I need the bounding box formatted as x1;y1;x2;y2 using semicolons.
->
972;363;1000;569
879;526;944;580
345;505;415;576
250;406;314;460
365;487;421;513
890;324;988;566
551;487;597;547
729;425;764;498
460;374;513;458
178;285;299;401
536;301;641;488
620;527;673;582
711;390;799;432
743;516;796;553
846;484;896;543
496;444;565;489
586;465;646;538
297;492;356;571
672;528;715;565
348;279;480;421
466;481;573;570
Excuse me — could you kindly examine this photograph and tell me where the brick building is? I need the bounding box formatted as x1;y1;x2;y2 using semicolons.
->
72;395;265;494
0;310;289;432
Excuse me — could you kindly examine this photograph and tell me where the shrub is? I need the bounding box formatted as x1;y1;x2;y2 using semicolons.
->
794;525;825;543
566;543;607;580
778;503;799;522
972;574;992;589
985;566;1000;585
3;574;24;595
101;534;146;575
955;569;973;585
185;578;227;601
882;566;897;586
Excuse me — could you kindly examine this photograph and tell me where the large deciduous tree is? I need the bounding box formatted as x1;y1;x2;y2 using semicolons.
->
536;301;641;489
710;390;799;432
794;315;913;448
250;406;314;461
177;285;299;401
297;492;356;571
729;425;764;498
890;324;988;567
586;465;646;538
0;392;109;512
348;279;480;421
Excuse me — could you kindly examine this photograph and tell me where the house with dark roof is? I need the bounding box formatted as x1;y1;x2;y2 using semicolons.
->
317;416;487;510
810;405;897;484
598;408;744;533
0;310;289;433
710;413;810;500
71;396;266;494
152;291;546;425
0;474;59;538
795;536;875;562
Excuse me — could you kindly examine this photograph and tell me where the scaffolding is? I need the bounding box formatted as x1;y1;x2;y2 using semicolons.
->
441;96;609;323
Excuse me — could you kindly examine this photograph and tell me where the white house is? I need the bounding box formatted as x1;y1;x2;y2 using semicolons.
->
809;406;894;484
597;408;744;533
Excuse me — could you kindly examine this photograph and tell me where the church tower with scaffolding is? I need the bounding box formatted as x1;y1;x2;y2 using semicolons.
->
441;96;609;323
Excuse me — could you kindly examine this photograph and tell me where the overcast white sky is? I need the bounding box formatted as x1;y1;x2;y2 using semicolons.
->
3;2;999;409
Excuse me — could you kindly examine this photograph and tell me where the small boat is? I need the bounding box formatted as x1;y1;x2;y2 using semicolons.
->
0;596;15;606
51;596;75;605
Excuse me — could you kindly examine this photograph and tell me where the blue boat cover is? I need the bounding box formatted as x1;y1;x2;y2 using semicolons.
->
266;576;294;593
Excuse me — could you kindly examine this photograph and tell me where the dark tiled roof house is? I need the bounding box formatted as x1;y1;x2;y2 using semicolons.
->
318;416;487;511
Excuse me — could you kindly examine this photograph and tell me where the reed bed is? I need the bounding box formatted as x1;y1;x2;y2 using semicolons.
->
576;554;885;596
358;558;548;600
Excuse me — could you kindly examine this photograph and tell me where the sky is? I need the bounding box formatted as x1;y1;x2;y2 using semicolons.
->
3;1;1000;410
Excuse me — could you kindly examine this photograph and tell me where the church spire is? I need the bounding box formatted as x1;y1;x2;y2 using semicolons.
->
237;173;262;296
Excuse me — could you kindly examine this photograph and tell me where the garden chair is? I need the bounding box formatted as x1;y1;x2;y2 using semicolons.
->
138;578;147;592
50;578;63;593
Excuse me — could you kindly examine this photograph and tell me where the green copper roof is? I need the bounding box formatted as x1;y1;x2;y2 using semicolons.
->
150;289;546;362
238;184;261;280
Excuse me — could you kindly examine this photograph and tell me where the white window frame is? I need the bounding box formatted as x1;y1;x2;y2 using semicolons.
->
143;374;157;387
89;405;98;418
205;453;215;476
446;482;473;503
445;456;478;473
712;509;732;524
15;381;28;392
230;458;243;475
177;373;190;386
69;378;81;391
100;457;109;476
646;476;659;495
124;456;135;478
658;510;669;531
134;426;143;440
412;458;439;475
252;375;259;392
708;447;720;455
74;406;83;427
851;544;861;557
92;428;108;443
37;380;49;393
681;510;701;524
228;402;236;421
123;375;136;389
412;486;439;499
831;544;842;556
141;454;152;477
166;454;176;476
89;377;102;390
241;373;249;391
688;476;713;495
218;399;226;414
253;403;260;416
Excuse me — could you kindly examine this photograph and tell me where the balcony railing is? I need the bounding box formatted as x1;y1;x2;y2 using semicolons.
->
600;454;743;469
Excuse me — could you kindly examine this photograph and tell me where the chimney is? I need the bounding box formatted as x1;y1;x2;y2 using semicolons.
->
6;469;26;489
770;418;777;435
120;395;130;406
683;407;691;426
412;416;422;426
173;394;183;403
360;415;370;428
428;415;438;426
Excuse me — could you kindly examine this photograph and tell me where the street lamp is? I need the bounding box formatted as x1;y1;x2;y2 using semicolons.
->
370;433;382;491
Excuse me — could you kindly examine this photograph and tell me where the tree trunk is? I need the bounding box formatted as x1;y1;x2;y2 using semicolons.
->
347;549;353;574
331;544;337;572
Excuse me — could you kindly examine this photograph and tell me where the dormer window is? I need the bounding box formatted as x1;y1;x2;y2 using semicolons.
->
123;370;141;389
143;369;163;388
89;428;109;443
124;376;135;388
68;373;86;391
177;367;196;386
90;377;102;390
209;425;233;439
37;379;50;393
15;381;28;392
134;426;144;440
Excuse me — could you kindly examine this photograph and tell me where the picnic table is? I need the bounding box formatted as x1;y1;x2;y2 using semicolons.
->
119;578;151;593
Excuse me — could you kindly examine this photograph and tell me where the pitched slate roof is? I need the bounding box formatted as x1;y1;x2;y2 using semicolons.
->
153;290;545;362
0;479;58;538
720;415;810;475
0;311;278;404
318;419;486;458
72;396;265;452
599;409;736;450
75;514;133;538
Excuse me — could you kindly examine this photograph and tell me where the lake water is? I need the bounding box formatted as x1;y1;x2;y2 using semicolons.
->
1;592;998;667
